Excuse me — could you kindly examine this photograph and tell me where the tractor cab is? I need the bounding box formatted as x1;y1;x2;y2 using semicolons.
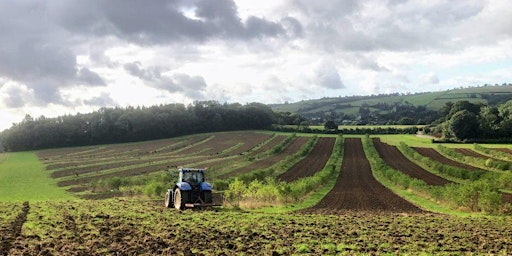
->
180;169;204;187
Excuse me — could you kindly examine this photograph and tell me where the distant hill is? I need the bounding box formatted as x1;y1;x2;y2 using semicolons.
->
270;84;512;125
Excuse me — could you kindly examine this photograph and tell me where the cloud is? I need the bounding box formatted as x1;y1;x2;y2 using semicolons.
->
293;0;487;52
124;62;207;98
56;0;294;43
77;68;106;86
0;0;297;110
124;62;161;81
314;62;345;89
0;83;31;108
83;92;116;107
420;73;440;84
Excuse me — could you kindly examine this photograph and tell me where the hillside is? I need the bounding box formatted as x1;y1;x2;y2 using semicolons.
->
271;84;512;125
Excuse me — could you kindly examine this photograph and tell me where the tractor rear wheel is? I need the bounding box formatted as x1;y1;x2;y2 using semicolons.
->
202;191;213;204
164;190;172;208
174;189;184;210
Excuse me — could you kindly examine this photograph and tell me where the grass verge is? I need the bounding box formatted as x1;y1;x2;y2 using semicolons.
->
0;152;75;201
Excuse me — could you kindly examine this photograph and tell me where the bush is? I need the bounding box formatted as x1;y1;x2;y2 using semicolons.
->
144;182;165;197
224;178;246;208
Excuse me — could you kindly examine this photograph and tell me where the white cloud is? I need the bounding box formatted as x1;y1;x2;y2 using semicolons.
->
421;73;440;84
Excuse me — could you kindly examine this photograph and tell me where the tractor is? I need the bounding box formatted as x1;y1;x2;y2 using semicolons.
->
164;168;216;209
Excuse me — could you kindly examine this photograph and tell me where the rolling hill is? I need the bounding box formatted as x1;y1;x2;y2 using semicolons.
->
270;84;512;125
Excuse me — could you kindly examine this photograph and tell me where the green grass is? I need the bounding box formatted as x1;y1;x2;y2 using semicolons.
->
371;135;434;147
0;152;75;201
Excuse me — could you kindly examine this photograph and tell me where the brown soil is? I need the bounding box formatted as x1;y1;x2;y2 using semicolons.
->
278;137;336;182
0;202;29;255
413;147;484;171
373;138;450;186
303;138;423;214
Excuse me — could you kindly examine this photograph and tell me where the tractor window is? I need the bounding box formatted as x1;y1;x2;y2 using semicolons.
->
182;172;204;185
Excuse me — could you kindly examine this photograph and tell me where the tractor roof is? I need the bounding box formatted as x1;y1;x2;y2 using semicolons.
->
179;168;206;172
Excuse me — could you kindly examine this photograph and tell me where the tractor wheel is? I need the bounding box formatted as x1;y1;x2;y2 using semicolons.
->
164;190;172;208
203;191;213;204
174;189;184;210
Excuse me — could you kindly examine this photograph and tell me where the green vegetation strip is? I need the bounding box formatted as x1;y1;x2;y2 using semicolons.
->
0;152;75;201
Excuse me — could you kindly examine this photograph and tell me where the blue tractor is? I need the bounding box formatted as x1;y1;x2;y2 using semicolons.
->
165;168;215;209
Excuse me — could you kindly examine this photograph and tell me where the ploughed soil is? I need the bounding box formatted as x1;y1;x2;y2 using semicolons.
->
373;138;450;186
413;147;484;172
303;138;423;214
278;137;336;182
4;200;512;255
0;202;29;255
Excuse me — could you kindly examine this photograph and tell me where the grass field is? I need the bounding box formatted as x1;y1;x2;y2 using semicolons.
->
0;152;75;201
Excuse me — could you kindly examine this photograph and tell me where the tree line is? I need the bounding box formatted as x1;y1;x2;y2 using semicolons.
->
0;101;276;151
429;99;512;142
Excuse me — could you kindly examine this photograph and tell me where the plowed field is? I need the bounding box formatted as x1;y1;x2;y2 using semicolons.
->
373;138;450;186
3;200;511;255
413;147;484;171
304;138;423;214
278;137;336;182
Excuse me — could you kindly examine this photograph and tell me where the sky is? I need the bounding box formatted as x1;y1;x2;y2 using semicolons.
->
1;0;511;131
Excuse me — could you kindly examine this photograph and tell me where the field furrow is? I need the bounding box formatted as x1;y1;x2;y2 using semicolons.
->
278;137;336;182
413;147;484;172
373;138;450;186
304;138;423;214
